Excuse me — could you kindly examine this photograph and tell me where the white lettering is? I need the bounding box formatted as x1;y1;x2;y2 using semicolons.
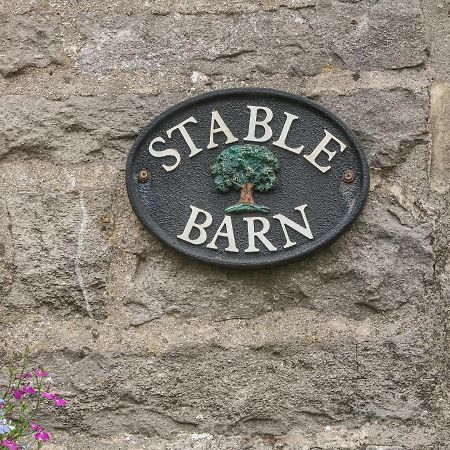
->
207;111;238;149
148;136;181;172
244;106;273;142
167;117;203;157
273;204;313;248
272;112;305;154
243;217;277;253
303;130;347;173
177;206;213;245
206;215;238;252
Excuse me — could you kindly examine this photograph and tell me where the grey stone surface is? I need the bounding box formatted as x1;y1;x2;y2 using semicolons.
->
73;0;427;77
0;0;449;449
3;188;113;318
0;6;64;76
316;0;427;71
423;0;450;83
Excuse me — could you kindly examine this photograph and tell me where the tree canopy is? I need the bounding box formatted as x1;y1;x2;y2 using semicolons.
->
211;144;279;193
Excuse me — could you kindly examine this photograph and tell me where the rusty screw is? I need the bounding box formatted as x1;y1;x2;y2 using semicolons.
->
343;169;355;183
137;169;149;183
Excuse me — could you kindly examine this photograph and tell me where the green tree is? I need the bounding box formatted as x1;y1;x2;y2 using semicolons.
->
211;144;279;213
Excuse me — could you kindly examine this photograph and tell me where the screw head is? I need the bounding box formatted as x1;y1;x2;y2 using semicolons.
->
137;169;149;183
343;169;355;183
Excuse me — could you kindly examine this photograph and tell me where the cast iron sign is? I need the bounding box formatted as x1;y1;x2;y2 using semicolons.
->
126;88;369;269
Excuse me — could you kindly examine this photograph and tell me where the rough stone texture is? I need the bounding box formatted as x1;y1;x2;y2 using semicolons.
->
429;83;450;194
423;0;450;83
0;0;449;449
74;0;427;77
0;6;64;77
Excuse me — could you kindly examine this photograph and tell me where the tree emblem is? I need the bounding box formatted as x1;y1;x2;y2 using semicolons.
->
211;144;280;214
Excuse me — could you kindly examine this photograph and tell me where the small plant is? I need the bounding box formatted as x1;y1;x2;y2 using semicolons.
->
0;348;67;449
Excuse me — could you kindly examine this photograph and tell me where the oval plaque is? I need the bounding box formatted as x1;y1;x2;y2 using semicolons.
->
126;88;369;269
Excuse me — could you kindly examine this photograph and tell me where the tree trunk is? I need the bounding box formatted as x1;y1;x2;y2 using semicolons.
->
239;183;255;205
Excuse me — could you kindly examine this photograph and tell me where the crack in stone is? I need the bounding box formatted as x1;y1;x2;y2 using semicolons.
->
75;191;93;318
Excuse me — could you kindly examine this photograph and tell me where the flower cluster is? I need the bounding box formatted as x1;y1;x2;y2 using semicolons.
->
0;349;67;449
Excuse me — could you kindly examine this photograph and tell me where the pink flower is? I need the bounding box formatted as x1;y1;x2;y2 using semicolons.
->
15;372;32;379
23;384;36;395
11;389;24;400
54;397;67;407
34;431;50;443
29;422;42;432
34;368;49;379
1;440;18;450
41;392;56;400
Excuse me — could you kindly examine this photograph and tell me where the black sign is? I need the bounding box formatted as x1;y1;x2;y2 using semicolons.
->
126;88;369;269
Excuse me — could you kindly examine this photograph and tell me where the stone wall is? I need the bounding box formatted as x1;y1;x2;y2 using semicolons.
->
0;0;449;448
